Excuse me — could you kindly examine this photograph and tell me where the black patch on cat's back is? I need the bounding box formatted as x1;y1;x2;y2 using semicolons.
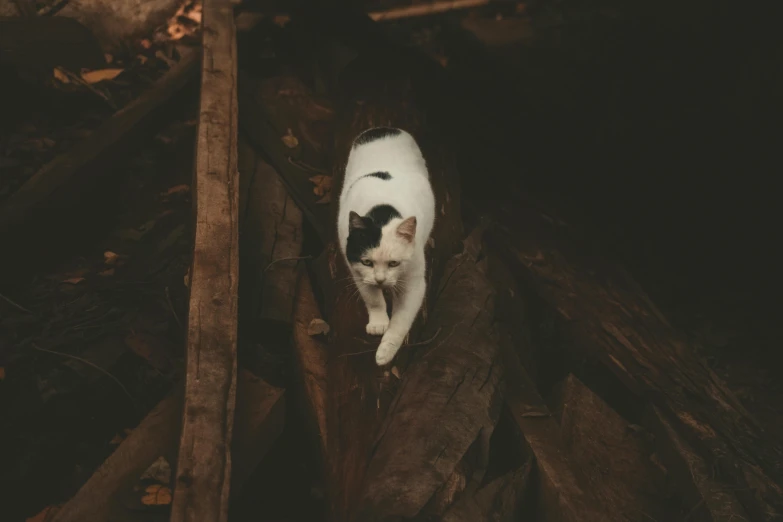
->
345;204;402;263
353;127;402;147
362;171;392;181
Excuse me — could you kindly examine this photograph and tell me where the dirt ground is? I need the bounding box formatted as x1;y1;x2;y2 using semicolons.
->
1;1;781;520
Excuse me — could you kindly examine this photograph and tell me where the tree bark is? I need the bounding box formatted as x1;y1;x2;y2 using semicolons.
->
170;1;239;521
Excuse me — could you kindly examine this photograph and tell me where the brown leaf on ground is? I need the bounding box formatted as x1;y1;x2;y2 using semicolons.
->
81;69;124;84
282;128;299;148
307;318;330;336
309;175;332;197
141;484;172;506
26;505;60;522
104;251;120;265
99;268;115;277
61;277;85;285
0;367;5;380
53;68;70;84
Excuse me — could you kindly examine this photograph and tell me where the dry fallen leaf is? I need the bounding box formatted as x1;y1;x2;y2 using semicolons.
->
26;505;60;522
61;277;85;285
307;318;330;336
99;268;115;277
104;251;120;265
141;484;172;506
274;14;291;27
162;184;190;197
140;39;152;49
0;367;5;380
309;175;332;197
81;68;124;84
53;68;70;84
141;456;172;484
281;128;299;148
391;367;401;379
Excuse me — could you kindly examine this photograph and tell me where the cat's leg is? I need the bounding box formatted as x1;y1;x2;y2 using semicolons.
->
357;281;389;335
376;270;426;366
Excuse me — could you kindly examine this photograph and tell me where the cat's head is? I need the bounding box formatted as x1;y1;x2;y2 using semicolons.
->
346;210;417;289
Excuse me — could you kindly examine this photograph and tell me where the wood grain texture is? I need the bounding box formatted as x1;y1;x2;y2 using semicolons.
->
487;201;783;520
170;1;239;521
502;346;608;522
355;229;503;521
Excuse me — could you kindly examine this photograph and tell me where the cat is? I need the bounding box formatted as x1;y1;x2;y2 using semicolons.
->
337;127;435;366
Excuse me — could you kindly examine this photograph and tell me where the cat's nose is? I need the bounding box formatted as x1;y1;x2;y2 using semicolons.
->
375;275;386;284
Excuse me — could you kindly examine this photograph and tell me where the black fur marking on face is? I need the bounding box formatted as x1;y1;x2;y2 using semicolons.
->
345;205;402;264
361;171;392;181
353;127;402;147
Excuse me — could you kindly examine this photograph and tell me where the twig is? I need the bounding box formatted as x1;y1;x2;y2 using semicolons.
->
264;255;312;273
31;343;137;408
339;327;443;357
54;67;118;111
0;291;33;314
38;0;71;16
287;156;330;174
369;0;491;22
165;286;183;332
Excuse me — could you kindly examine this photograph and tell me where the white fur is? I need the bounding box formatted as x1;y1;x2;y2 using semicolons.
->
337;129;435;366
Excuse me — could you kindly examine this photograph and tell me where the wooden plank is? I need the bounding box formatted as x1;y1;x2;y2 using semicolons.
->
648;405;751;522
51;372;284;522
555;374;683;521
170;1;239;521
486;202;783;520
502;346;608;522
441;462;532;522
356;229;503;521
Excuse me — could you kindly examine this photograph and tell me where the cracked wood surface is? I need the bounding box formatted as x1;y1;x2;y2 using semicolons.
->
170;1;239;521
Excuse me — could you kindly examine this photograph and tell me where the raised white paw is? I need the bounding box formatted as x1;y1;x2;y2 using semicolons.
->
366;314;389;336
375;340;400;366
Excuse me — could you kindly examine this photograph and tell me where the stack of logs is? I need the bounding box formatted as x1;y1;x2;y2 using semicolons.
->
4;0;780;521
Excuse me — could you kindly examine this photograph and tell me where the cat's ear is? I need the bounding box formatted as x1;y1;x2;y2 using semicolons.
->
396;216;417;243
349;211;366;231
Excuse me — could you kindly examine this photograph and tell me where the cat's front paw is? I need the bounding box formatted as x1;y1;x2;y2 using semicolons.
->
375;339;401;366
366;314;390;336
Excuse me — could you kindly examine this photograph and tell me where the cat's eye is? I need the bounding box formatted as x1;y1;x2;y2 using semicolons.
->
361;259;373;267
388;261;400;267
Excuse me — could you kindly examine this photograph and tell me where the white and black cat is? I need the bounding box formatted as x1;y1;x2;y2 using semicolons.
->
337;127;435;366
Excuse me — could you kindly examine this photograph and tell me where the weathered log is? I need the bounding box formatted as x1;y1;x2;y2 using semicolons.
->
554;374;684;521
170;1;238;521
501;343;608;521
309;46;463;521
441;461;532;522
0;16;105;69
355;229;503;521
485;202;783;520
292;268;329;458
51;372;284;522
238;136;304;330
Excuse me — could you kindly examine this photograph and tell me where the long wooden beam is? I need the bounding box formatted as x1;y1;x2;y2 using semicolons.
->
170;1;239;521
